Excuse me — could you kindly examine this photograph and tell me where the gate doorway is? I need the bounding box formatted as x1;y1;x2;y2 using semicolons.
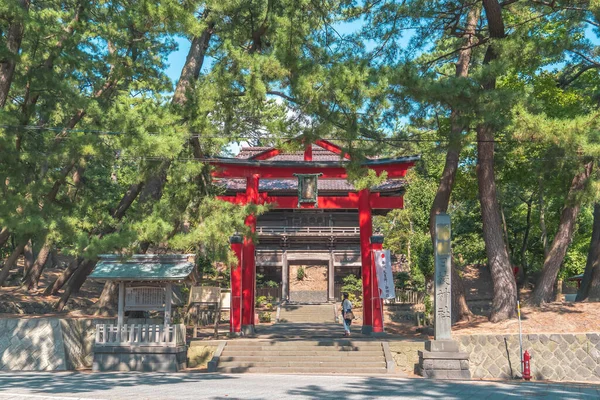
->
288;262;328;303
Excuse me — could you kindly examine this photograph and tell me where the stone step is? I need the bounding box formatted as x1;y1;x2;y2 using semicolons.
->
217;366;387;374
222;345;382;352
217;361;386;368
219;355;385;362
224;342;382;348
220;350;383;356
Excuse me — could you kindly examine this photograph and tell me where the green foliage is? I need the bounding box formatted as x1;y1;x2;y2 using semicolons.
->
258;311;272;323
341;274;362;293
423;295;433;319
340;274;363;308
296;267;305;281
0;0;598;312
256;296;267;307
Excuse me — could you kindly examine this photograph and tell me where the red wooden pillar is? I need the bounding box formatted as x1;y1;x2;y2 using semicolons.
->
371;235;384;334
358;189;373;334
242;174;259;335
304;144;313;161
229;235;243;333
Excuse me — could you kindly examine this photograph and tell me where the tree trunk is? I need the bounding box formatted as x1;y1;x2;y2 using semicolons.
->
0;0;30;108
531;161;594;306
44;258;78;296
539;180;550;258
54;12;215;310
55;259;96;311
22;239;34;277
93;282;119;316
0;240;27;286
428;4;480;324
555;279;563;302
0;227;10;248
476;2;518;322
172;13;214;106
577;202;600;301
451;259;472;323
23;238;52;290
519;196;533;285
500;204;512;261
477;124;518;322
588;262;600;301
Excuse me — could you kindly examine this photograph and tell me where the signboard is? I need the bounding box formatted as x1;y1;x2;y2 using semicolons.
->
293;173;322;207
374;250;396;299
188;286;221;304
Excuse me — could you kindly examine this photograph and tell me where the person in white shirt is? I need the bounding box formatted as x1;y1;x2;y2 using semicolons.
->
341;292;353;336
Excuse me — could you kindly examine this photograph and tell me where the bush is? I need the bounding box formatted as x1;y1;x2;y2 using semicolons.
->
297;266;305;281
341;274;363;308
258;311;272;323
256;295;267;307
265;280;279;288
341;274;362;293
265;303;273;311
423;294;433;319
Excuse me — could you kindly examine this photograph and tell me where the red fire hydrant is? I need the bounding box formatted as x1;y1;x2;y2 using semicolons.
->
522;350;532;381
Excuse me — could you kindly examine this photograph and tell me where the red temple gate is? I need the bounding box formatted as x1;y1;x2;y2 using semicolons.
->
205;139;417;335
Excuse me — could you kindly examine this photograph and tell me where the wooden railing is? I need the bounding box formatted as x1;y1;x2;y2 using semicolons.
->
256;285;282;301
256;226;360;236
385;289;425;305
95;323;185;347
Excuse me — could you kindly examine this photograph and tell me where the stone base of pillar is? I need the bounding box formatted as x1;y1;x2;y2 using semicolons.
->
241;325;255;336
417;340;471;380
361;325;373;335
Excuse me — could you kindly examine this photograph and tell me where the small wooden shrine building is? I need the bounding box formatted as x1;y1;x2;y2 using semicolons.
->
206;138;418;335
90;254;194;372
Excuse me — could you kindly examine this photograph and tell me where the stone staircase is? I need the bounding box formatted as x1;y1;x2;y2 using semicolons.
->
278;303;336;323
215;339;389;374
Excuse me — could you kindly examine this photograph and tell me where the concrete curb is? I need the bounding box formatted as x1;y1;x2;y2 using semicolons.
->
207;341;227;372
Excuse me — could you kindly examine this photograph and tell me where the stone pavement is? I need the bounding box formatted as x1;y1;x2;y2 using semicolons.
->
0;372;599;399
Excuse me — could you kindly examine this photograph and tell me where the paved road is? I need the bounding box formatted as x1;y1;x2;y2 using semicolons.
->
0;372;598;399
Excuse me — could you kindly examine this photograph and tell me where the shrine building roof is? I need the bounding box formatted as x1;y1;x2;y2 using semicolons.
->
89;254;195;281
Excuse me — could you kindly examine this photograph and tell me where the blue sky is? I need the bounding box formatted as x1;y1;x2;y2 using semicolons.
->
164;18;599;155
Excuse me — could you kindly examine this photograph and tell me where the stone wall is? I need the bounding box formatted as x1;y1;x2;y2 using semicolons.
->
457;333;600;382
0;317;114;371
388;341;425;373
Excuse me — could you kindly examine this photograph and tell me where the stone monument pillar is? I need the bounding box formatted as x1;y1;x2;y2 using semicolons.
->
417;213;471;379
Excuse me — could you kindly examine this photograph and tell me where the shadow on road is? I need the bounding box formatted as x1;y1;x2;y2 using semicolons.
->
0;371;235;395
285;377;600;400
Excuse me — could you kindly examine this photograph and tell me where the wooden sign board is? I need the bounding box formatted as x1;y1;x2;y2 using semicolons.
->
189;286;220;304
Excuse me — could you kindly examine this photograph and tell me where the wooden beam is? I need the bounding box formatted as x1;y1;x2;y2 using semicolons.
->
315;139;351;160
164;283;172;326
359;189;373;332
216;194;404;210
118;282;125;327
251;147;281;160
304;144;312;161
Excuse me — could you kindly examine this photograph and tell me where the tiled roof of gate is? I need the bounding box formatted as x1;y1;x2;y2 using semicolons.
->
237;144;351;161
227;144;407;194
216;178;406;193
